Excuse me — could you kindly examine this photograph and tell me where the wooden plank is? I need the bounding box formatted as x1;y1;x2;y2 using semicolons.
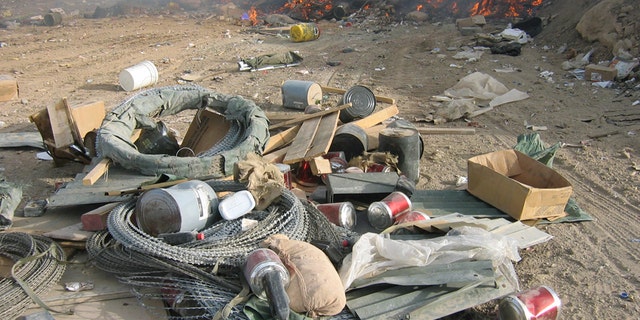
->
364;124;386;150
83;158;111;186
416;127;476;135
282;116;321;164
264;124;300;153
304;111;339;158
321;85;396;105
269;103;351;130
62;97;85;150
47;98;75;148
43;222;94;241
263;146;288;163
0;132;45;149
347;104;398;129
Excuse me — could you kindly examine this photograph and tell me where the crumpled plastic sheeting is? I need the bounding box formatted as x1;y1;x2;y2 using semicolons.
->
435;72;529;121
339;226;521;291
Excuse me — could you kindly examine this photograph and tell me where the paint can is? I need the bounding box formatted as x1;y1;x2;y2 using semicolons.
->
394;210;431;224
340;85;376;123
119;60;159;91
366;163;392;173
243;248;290;300
275;163;292;189
329;123;368;162
367;191;412;230
316;202;357;230
498;285;562;320
135;180;219;236
290;23;320;42
281;80;323;110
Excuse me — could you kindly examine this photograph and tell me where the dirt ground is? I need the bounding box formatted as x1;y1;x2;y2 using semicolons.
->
1;0;639;319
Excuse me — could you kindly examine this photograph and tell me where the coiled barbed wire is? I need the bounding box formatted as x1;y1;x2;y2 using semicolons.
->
0;232;67;318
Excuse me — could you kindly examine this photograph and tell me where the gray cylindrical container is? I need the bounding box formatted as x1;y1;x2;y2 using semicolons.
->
378;127;421;183
281;80;323;110
329;123;368;162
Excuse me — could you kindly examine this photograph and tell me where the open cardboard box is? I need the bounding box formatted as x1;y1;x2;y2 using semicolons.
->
467;149;572;221
179;107;230;155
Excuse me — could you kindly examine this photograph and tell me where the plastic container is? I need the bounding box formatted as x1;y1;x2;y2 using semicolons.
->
218;190;256;220
119;60;159;91
290;23;320;42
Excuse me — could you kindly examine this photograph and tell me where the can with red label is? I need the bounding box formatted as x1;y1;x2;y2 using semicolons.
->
315;202;357;230
394;210;430;224
498;285;562;320
275;163;292;189
366;162;392;173
366;191;412;230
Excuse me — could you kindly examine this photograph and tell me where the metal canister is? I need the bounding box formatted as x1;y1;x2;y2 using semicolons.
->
394;210;431;224
498;285;562;320
366;162;392;173
290;22;320;42
243;248;290;300
316;202;357;230
367;191;412;230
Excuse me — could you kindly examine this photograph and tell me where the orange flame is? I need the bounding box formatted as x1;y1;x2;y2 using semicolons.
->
249;6;258;25
417;5;424;11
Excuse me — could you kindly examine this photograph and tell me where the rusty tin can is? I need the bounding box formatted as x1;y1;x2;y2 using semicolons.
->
316;202;357;230
366;191;412;230
498;285;562;320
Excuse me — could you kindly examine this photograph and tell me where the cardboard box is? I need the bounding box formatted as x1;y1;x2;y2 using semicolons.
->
0;75;19;101
180;107;230;155
585;64;617;82
467;149;572;220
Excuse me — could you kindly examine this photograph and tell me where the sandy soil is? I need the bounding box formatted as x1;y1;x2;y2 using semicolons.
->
1;0;639;319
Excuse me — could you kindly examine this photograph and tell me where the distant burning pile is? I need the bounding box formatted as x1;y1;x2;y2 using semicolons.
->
243;0;544;22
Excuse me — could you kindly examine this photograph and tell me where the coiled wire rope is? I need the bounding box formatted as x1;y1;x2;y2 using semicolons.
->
0;232;68;318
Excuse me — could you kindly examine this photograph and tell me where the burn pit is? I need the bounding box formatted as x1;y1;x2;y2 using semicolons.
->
238;0;545;24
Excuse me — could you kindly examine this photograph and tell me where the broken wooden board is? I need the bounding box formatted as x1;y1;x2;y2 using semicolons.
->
283;111;339;164
0;132;45;149
264;124;300;153
269;103;351;130
47;163;154;208
42;222;94;241
47;98;75;148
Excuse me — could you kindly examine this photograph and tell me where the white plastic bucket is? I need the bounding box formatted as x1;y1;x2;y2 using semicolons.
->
119;60;159;91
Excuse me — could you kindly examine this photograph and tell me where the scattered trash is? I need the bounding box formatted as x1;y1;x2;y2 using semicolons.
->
65;281;94;292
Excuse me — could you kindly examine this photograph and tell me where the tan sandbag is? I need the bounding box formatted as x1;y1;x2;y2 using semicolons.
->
263;234;346;317
234;152;284;210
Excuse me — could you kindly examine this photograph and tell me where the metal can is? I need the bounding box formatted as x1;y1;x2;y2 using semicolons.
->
498;285;562;320
316;202;357;230
366;162;392;173
243;248;290;300
366;191;412;230
275;163;292;189
394;210;431;224
290;22;320;42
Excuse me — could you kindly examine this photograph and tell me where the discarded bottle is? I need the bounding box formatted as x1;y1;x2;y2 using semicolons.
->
244;248;291;320
290;23;320;42
218;190;256;220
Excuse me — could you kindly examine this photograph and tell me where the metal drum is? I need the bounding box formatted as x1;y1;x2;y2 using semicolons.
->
340;85;376;123
281;80;323;110
135;180;219;236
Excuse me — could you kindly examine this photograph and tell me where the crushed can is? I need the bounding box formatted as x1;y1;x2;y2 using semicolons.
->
367;191;412;230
